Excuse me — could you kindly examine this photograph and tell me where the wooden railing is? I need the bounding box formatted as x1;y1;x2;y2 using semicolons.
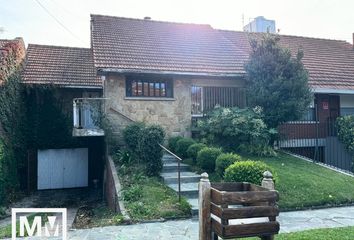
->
199;172;279;240
159;144;182;202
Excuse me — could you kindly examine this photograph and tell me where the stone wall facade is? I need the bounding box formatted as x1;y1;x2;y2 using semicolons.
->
104;74;244;137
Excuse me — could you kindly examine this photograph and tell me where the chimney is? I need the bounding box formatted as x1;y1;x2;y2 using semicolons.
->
144;16;151;20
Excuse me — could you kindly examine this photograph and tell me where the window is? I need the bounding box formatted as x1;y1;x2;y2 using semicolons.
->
191;86;203;115
126;77;173;98
300;107;316;121
191;86;245;115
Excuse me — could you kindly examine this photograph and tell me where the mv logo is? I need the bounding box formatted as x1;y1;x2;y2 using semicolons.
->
11;208;67;240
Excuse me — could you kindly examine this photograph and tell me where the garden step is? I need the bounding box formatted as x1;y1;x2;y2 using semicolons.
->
162;155;179;164
167;182;199;198
162;163;190;173
185;197;199;216
161;172;201;184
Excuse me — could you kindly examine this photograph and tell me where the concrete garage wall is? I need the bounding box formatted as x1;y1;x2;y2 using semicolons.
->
105;74;192;137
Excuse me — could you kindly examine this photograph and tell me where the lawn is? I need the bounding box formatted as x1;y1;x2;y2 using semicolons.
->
251;152;354;210
117;164;191;221
186;152;354;210
245;226;354;240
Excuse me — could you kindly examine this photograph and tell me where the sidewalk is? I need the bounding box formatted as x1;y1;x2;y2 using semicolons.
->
63;206;354;240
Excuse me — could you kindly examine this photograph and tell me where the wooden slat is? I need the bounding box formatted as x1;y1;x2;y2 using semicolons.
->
211;182;246;192
211;189;278;205
224;221;280;238
210;203;223;218
211;218;223;237
221;206;279;220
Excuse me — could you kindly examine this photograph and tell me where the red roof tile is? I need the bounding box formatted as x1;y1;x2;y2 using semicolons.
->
91;15;247;76
22;44;101;88
220;30;354;91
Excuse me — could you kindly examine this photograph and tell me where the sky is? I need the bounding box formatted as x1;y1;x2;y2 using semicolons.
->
0;0;353;48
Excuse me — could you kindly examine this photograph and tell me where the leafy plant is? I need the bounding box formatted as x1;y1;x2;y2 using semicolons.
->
122;185;143;202
113;149;134;165
138;124;165;176
167;136;183;153
186;143;207;162
175;138;196;159
237;144;277;157
245;33;312;128
336;116;354;171
224;160;277;185
197;147;222;172
215;153;242;177
123;122;145;154
198;106;276;150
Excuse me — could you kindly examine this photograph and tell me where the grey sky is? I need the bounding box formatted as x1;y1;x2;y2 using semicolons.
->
1;0;353;48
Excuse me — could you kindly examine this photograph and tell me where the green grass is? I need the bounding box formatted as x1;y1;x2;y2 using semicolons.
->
244;226;354;240
248;152;354;210
118;164;191;221
185;152;354;210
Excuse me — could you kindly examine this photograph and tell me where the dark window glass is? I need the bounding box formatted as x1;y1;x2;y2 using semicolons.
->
126;77;173;98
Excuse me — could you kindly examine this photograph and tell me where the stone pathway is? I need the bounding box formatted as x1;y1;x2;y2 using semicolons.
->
17;205;354;239
160;154;200;216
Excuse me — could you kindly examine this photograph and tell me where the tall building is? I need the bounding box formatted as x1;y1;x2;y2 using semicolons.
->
243;16;276;33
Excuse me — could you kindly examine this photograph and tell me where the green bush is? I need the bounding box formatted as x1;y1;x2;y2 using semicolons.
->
237;144;277;157
168;136;183;153
175;138;196;159
122;185;143;202
197;106;277;150
215;153;242;177
224;160;277;185
197;147;222;172
186;143;207;162
138;124;165;176
123;122;146;153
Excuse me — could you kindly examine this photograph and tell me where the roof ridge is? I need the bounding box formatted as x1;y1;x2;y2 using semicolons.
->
90;14;212;28
27;43;90;50
218;29;350;44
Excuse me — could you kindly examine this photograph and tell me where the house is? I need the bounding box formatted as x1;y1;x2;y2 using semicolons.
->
21;14;354;189
22;44;105;191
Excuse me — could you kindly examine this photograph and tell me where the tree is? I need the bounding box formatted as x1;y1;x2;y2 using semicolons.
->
245;34;312;128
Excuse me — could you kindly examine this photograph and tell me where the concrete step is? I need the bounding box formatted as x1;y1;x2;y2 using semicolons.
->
162;163;190;173
167;182;199;198
162;156;178;164
187;198;199;216
161;172;201;184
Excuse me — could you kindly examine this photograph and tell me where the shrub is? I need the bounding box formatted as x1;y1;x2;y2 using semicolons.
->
237;144;277;157
138;124;165;176
197;147;222;172
168;136;183;153
186;143;207;162
175;138;196;159
123;122;145;153
224;160;277;185
198;106;277;150
215;153;242;177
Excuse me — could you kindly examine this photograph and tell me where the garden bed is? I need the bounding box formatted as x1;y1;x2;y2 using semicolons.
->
117;164;191;222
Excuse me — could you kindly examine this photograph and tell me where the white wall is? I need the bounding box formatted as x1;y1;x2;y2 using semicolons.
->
340;95;354;107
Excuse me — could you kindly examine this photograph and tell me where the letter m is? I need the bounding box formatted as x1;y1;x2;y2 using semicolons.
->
19;216;42;237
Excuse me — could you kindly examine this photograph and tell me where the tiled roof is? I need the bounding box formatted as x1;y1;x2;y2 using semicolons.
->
22;44;101;87
91;14;247;76
220;30;354;91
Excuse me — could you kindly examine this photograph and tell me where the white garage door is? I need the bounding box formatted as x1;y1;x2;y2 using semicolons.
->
38;148;88;190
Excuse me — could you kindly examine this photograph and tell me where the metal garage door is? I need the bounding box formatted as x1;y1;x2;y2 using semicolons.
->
37;148;88;190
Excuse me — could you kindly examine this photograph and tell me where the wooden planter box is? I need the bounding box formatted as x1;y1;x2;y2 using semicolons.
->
210;182;280;239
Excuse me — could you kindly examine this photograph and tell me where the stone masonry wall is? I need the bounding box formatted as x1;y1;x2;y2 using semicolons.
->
105;74;192;137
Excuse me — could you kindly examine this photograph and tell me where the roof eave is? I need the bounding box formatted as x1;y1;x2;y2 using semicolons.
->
97;68;244;78
313;88;354;94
